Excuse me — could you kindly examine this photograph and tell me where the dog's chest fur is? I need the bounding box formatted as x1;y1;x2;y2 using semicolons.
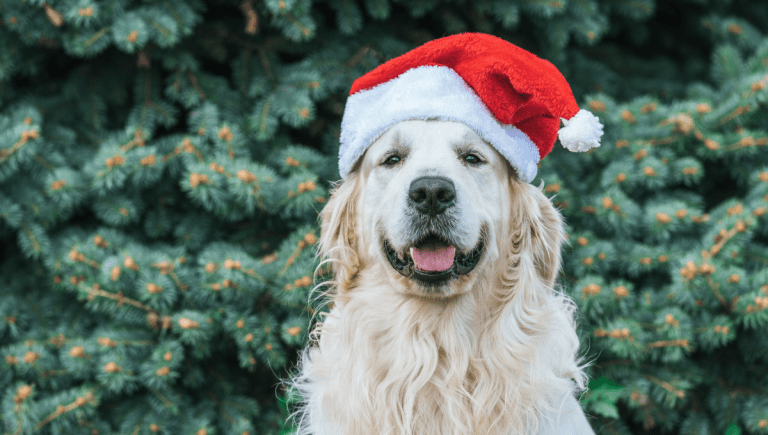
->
296;270;578;435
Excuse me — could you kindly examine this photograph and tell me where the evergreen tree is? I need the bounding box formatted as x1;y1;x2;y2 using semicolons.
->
0;0;765;434
545;39;768;434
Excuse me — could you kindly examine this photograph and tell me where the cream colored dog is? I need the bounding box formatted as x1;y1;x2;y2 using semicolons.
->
292;120;594;435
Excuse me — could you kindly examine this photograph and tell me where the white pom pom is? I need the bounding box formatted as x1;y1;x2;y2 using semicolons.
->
558;109;603;152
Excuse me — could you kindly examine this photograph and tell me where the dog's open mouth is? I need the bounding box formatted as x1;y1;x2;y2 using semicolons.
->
384;234;484;285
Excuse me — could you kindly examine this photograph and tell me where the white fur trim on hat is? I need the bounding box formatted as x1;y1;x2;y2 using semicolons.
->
339;66;541;182
558;109;603;152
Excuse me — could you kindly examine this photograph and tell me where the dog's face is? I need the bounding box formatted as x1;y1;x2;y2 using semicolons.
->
321;119;563;301
336;120;517;298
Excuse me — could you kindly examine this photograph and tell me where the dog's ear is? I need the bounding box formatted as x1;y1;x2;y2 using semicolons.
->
528;184;566;287
318;171;362;293
506;180;566;288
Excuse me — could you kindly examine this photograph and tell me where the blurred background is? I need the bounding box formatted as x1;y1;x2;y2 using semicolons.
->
0;0;767;434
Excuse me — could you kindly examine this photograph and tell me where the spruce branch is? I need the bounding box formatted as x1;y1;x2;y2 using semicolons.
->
20;223;43;256
42;3;64;27
186;70;207;101
33;154;55;172
35;389;99;430
80;283;159;315
644;374;686;399
644;339;690;350
83;28;111;48
725;136;768;151
0;128;39;163
241;0;259;35
717;105;753;126
258;50;277;88
704;275;730;310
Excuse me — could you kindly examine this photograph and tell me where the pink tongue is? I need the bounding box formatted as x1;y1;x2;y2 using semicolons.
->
411;245;455;272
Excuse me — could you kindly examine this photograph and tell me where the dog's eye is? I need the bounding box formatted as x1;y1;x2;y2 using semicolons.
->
383;155;401;166
463;153;482;164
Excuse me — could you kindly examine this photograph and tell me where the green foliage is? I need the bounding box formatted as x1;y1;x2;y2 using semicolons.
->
0;0;766;434
583;377;624;419
544;34;768;434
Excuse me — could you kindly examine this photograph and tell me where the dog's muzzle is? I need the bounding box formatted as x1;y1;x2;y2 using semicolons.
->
383;176;484;286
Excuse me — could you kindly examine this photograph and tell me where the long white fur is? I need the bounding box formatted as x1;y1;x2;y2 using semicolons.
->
292;120;593;435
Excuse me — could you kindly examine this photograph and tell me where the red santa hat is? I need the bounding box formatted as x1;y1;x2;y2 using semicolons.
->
339;32;603;182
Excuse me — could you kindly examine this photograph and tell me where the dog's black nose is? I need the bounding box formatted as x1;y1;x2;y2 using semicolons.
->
408;176;456;215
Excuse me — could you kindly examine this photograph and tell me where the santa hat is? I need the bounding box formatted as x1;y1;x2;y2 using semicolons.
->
338;32;603;182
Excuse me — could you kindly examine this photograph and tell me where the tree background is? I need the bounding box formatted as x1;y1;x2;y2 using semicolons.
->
1;0;767;434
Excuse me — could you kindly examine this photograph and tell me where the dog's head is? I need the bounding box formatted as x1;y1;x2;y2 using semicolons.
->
320;119;564;299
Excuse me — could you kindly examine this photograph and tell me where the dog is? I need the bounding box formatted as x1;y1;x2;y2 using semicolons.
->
292;119;594;435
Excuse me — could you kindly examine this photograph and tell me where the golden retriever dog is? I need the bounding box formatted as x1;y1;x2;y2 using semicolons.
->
292;119;594;435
